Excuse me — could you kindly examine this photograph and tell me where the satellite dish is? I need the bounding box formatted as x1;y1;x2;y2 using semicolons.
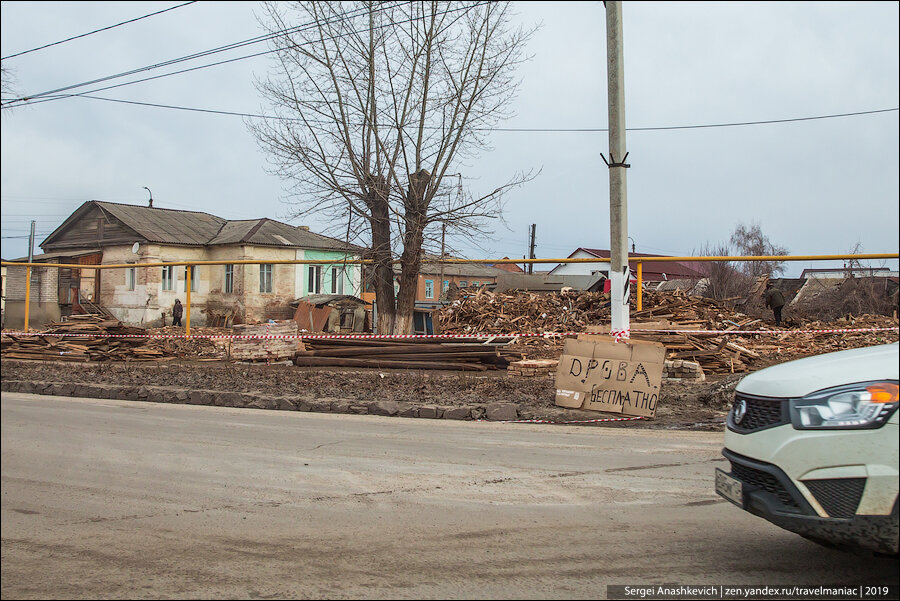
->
132;242;140;254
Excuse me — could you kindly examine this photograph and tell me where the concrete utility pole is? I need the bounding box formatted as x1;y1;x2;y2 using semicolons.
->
605;0;630;338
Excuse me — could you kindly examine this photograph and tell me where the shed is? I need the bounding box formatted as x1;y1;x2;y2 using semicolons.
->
293;294;368;333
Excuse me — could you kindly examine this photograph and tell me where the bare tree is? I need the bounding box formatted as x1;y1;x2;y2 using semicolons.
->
694;241;751;301
730;222;788;278
249;1;534;334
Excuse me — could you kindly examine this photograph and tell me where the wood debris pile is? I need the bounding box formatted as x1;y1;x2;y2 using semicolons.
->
437;288;612;335
296;337;524;371
1;315;169;362
437;288;899;374
144;326;229;360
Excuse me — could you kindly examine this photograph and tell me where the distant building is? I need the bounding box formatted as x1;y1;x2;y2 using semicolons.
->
4;200;363;328
491;257;525;273
549;248;706;282
368;254;507;303
799;267;897;279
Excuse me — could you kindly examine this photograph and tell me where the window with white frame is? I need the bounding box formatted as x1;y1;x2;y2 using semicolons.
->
308;265;321;294
224;264;234;293
126;267;136;291
259;264;273;293
425;279;434;299
183;266;197;292
161;265;175;291
331;267;344;295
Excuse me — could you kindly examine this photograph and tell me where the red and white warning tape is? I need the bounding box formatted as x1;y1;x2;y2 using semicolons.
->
2;327;896;340
481;415;646;425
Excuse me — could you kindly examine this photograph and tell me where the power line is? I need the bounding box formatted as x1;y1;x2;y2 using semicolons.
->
1;2;198;61
1;0;415;108
55;95;900;133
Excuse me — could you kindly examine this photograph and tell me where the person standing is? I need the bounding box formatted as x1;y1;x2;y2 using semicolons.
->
764;282;786;327
172;299;184;327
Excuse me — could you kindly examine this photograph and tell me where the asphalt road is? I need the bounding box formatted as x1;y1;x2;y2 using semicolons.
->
2;392;897;599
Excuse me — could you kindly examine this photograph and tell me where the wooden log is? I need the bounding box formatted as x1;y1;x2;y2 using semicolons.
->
293;357;488;371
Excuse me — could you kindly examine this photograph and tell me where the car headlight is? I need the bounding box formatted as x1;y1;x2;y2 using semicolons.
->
790;381;899;429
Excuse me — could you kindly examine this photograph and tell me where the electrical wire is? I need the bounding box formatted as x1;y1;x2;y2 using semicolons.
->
1;0;415;107
50;94;900;133
1;2;198;61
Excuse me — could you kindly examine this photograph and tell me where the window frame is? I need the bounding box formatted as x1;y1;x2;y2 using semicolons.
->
161;264;174;291
224;264;234;294
308;265;321;294
330;266;344;295
424;279;434;299
126;267;136;291
259;264;273;294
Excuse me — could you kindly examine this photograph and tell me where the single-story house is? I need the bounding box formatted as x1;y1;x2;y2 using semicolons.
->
364;254;508;303
549;248;707;282
4;200;364;328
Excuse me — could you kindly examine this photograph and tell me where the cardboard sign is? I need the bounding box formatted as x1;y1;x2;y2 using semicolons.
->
555;335;666;418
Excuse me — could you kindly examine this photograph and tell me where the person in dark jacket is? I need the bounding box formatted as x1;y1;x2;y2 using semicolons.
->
172;299;184;327
764;282;786;327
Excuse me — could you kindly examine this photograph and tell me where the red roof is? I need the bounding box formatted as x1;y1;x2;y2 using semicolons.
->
492;258;525;273
578;248;706;281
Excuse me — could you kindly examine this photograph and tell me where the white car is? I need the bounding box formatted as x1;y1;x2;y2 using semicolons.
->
716;342;899;555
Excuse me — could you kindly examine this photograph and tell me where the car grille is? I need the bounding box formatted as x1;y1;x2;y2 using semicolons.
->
730;461;801;510
728;393;789;433
802;478;866;519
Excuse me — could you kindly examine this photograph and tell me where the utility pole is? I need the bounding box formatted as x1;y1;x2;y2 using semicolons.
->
605;1;630;339
528;224;536;275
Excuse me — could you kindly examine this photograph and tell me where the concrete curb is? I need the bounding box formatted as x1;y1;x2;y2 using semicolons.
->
0;379;513;422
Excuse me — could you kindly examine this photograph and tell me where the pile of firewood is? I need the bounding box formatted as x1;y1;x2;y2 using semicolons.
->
1;315;168;362
295;337;523;371
438;288;898;374
438;288;612;335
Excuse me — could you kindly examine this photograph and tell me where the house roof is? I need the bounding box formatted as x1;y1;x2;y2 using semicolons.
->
10;249;102;263
491;257;525;273
569;248;707;279
93;201;226;245
416;254;507;278
42;201;361;253
208;218;363;251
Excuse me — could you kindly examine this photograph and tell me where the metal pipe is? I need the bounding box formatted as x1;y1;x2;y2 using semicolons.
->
2;254;897;270
23;266;32;332
637;262;643;312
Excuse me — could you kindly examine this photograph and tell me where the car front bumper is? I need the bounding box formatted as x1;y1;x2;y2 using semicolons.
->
719;448;899;555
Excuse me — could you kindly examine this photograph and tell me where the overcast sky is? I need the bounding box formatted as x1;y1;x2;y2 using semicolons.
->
2;1;898;277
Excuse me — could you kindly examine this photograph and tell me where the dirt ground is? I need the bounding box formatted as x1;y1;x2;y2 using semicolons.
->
0;358;740;430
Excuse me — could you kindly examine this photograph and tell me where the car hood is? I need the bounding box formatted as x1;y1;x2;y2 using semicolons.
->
736;343;899;399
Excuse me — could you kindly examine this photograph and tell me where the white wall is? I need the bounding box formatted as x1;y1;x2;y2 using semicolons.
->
549;249;610;276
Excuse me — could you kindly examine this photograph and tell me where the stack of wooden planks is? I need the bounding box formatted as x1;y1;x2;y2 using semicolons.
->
295;337;524;371
1;314;168;362
627;319;762;374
